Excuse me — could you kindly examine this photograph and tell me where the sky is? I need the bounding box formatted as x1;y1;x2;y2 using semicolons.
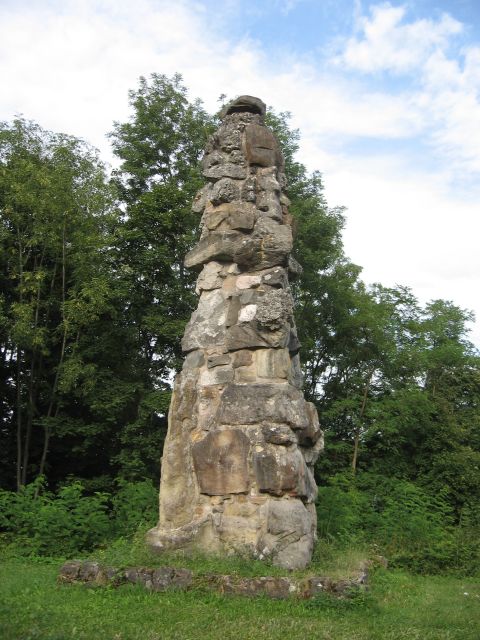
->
1;0;479;345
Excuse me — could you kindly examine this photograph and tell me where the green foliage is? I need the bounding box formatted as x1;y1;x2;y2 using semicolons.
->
0;77;214;489
111;479;158;537
0;116;129;489
316;476;371;540
374;481;455;573
0;478;160;557
110;73;214;377
0;478;111;556
104;74;215;478
452;501;480;575
316;473;480;574
266;109;360;407
266;108;480;576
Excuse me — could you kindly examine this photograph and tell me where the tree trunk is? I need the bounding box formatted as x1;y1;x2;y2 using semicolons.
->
16;347;23;491
36;220;67;488
21;251;46;484
15;228;24;490
351;368;374;474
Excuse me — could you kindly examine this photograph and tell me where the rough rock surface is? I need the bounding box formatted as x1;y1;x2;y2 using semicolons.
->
147;95;323;570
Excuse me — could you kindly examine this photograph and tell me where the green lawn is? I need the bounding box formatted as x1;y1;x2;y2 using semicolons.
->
1;560;479;640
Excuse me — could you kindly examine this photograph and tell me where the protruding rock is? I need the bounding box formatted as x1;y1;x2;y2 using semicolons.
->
220;95;267;119
262;424;297;446
245;124;281;168
204;203;256;232
260;499;316;570
195;261;224;293
181;288;227;352
216;383;312;431
253;445;312;498
210;178;240;205
256;290;293;330
207;354;231;368
192;183;213;214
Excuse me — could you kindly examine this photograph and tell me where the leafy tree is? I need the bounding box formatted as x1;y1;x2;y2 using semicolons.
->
108;74;214;477
0;118;123;489
265;111;362;400
416;301;480;512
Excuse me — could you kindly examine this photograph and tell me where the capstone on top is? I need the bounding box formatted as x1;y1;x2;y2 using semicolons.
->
220;95;267;120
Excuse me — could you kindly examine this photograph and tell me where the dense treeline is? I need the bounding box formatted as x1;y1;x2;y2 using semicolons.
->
0;75;213;490
1;75;479;572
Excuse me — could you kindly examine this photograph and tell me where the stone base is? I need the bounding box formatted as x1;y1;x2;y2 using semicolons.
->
58;558;382;599
147;496;316;571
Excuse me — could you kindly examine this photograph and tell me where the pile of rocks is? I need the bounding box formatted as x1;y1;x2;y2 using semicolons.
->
58;560;378;600
147;96;323;570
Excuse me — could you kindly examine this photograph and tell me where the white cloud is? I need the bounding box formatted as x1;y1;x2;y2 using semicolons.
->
323;155;480;343
0;0;234;159
334;3;480;177
0;0;426;159
340;3;462;74
274;0;302;15
290;83;423;139
419;47;480;173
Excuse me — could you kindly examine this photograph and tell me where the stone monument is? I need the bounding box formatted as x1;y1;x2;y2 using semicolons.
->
147;95;323;569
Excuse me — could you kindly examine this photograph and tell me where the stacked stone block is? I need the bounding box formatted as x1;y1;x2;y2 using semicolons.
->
147;95;323;570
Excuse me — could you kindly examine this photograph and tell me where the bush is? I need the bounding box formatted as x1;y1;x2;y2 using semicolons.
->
374;481;456;573
111;479;158;537
315;473;473;574
0;478;111;556
450;501;480;575
316;476;373;540
0;478;159;558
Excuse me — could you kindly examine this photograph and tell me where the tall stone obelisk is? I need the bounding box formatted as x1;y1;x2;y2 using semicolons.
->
147;96;323;569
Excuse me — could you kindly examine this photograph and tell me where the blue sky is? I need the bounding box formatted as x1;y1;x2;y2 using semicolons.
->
222;0;480;41
1;0;479;343
206;0;480;52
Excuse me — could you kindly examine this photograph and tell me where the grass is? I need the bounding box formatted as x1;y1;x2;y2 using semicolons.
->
1;555;479;640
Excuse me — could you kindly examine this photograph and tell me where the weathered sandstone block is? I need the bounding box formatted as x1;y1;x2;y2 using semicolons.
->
192;430;250;495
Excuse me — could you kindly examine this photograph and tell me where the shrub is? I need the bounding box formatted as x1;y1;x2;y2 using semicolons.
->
315;473;465;574
450;501;480;575
0;478;159;558
111;479;158;537
375;481;455;572
316;473;377;540
0;478;111;556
